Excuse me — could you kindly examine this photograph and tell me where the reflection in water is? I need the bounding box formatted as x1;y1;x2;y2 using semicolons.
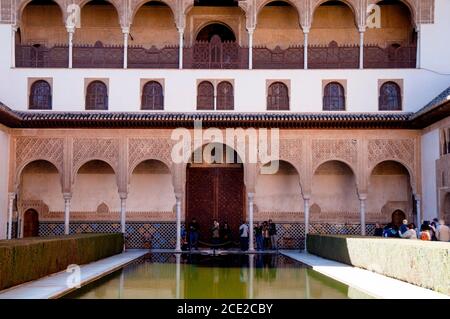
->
65;253;373;299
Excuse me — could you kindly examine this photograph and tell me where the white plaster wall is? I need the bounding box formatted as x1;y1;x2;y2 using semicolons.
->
311;174;360;215
0;125;10;239
128;173;175;212
71;172;120;212
421;0;450;74
367;175;411;215
21;166;64;211
421;128;440;221
0;24;449;113
255;174;303;212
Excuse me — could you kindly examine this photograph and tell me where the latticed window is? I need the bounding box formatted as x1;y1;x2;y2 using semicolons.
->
323;82;345;111
29;80;52;110
141;81;164;110
86;81;108;110
379;82;402;111
267;82;289;110
197;81;214;110
216;81;234;110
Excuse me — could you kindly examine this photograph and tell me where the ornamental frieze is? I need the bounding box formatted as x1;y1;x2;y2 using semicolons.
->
15;137;64;174
72;138;120;176
312;139;357;171
367;138;415;172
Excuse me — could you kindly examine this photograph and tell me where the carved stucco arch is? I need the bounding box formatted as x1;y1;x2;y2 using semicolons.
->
310;0;360;28
16;0;67;26
77;0;126;27
15;159;64;193
255;0;302;27
368;158;417;195
258;158;305;196
369;0;418;28
129;0;177;26
72;158;120;191
312;159;361;196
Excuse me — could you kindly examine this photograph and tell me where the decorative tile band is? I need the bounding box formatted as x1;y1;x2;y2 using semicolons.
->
38;222;376;250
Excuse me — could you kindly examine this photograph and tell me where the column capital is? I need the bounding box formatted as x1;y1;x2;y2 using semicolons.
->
119;192;128;200
175;192;183;201
177;27;185;34
358;193;368;201
302;194;311;201
302;27;310;34
247;28;255;35
12;25;18;32
247;192;255;200
414;194;421;201
358;26;366;33
121;27;130;34
8;192;16;201
66;25;75;34
63;193;72;201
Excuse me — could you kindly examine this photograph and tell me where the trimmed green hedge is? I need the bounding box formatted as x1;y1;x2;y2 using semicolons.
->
0;233;124;291
307;234;450;295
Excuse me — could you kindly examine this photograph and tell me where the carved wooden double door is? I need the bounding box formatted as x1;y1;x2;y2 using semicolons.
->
186;166;244;244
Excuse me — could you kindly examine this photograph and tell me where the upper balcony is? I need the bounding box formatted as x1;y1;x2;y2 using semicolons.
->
14;0;418;70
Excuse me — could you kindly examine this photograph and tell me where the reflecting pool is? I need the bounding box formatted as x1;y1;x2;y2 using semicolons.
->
65;253;372;299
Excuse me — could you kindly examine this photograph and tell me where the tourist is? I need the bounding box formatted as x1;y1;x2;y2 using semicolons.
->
262;221;271;250
221;222;232;247
268;219;278;250
189;218;199;250
399;219;408;235
436;219;450;242
211;220;220;245
420;221;432;241
429;220;438;241
399;223;417;239
374;223;384;236
239;221;249;251
383;223;399;238
255;222;264;250
181;228;189;250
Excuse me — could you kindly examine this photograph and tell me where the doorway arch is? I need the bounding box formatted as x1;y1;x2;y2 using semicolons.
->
23;209;39;237
185;143;244;244
196;23;236;42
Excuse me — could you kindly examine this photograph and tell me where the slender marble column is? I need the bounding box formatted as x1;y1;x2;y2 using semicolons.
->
303;29;309;70
175;195;182;252
178;28;184;69
303;197;310;251
248;28;254;70
63;193;72;235
122;27;129;69
120;193;127;234
248;192;255;252
7;193;15;239
67;26;75;68
359;194;367;235
359;29;365;69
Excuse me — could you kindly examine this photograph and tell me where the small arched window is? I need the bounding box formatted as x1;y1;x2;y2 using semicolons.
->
379;82;402;111
267;82;289;110
141;81;164;110
216;81;234;110
197;81;214;110
86;81;108;110
29;80;52;110
323;82;345;111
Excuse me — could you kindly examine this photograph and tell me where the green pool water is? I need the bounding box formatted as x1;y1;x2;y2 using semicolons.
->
64;253;372;299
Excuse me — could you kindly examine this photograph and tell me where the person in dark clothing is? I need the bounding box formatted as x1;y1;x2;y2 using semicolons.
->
221;222;232;247
383;223;399;238
268;219;277;250
374;223;384;236
255;223;264;250
189;218;199;250
211;220;220;245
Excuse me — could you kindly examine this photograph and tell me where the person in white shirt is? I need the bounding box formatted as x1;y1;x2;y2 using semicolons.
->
436;219;450;242
399;223;417;239
239;221;249;251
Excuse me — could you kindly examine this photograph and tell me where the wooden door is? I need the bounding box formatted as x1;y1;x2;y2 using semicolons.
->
23;209;39;237
186;166;244;244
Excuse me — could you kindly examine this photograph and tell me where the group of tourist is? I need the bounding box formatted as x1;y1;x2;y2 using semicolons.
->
374;218;450;241
181;218;278;251
238;220;277;251
181;218;234;250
